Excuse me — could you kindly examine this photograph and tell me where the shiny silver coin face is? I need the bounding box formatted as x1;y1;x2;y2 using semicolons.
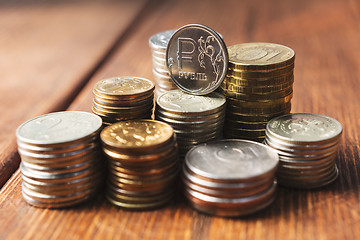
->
266;113;342;143
185;139;278;180
17;111;102;145
156;89;226;114
149;29;176;50
166;24;228;95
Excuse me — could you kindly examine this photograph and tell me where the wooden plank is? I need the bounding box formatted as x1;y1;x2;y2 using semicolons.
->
0;0;148;186
1;0;360;239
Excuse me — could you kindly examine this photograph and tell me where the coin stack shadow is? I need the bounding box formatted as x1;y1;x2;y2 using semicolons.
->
17;111;104;208
182;140;279;217
154;89;226;158
220;43;295;142
101;120;179;210
264;113;342;189
149;30;178;97
92;77;154;125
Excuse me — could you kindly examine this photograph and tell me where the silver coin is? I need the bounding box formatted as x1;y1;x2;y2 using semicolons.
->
17;111;102;145
156;89;226;115
185;139;278;181
266;113;342;144
166;24;228;95
149;30;176;50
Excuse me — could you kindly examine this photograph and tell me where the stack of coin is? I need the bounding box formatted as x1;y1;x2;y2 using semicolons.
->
154;89;226;158
92;76;154;125
16;111;104;208
149;30;177;96
101;120;179;210
220;42;295;142
264;113;342;189
183;139;278;217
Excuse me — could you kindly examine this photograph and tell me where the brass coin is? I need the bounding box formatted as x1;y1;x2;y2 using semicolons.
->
101;120;174;151
221;79;294;94
225;72;294;86
221;86;293;101
227;64;294;79
93;77;155;99
227;42;295;71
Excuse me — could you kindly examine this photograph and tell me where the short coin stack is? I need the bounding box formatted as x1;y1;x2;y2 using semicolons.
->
183;139;279;217
101;120;179;210
16;111;104;208
220;42;295;142
264;113;342;189
92;77;154;125
155;89;226;158
149;30;177;96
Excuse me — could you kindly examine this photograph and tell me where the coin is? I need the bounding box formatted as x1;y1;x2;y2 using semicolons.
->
101;120;174;150
185;140;278;181
266;113;343;144
17;111;102;145
227;42;295;70
156;89;226;115
93;76;154;98
166;24;228;95
149;29;176;50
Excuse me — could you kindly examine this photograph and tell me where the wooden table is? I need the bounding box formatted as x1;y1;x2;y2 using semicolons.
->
0;0;359;239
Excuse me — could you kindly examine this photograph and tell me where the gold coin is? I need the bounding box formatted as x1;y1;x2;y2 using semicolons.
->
221;87;293;101
227;43;295;71
221;79;294;94
106;192;172;210
93;76;155;99
227;64;294;79
224;73;294;87
101;120;174;150
225;108;291;122
224;119;268;129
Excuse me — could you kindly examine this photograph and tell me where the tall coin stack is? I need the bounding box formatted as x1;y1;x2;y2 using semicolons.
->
149;30;177;96
264;113;342;189
183;140;279;217
92;77;154;125
16;111;104;208
155;89;226;158
101;120;179;210
220;42;295;142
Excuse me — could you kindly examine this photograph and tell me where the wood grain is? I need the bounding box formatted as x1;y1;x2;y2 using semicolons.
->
0;0;147;187
1;0;360;239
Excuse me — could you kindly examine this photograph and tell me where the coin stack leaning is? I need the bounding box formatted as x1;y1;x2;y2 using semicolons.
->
183;139;279;217
220;42;295;142
155;89;226;158
100;120;179;210
92;76;154;125
264;113;342;189
149;30;177;97
16;111;104;208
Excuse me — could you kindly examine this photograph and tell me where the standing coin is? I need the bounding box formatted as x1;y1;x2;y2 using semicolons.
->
166;24;228;95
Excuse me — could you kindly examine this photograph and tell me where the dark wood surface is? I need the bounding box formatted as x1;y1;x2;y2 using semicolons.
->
1;0;360;239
